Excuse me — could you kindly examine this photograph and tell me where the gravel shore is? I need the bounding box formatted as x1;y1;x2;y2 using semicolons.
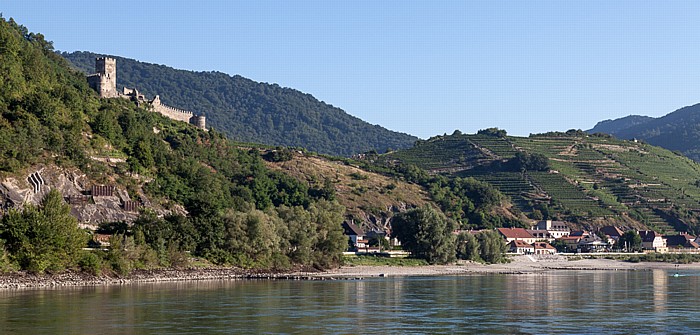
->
0;255;697;289
323;255;700;277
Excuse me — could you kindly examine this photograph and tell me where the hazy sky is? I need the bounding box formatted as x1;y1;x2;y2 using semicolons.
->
4;1;700;138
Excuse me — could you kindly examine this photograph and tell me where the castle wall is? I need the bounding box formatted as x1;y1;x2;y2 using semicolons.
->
88;57;206;130
151;95;193;123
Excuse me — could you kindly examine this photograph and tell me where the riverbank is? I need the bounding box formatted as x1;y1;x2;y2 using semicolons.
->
322;255;700;278
0;268;328;289
1;255;698;289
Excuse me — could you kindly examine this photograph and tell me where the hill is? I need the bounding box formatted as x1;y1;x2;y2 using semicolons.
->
587;103;700;161
61;51;418;157
1;17;515;272
588;115;654;135
377;129;700;234
0;17;367;272
263;152;432;232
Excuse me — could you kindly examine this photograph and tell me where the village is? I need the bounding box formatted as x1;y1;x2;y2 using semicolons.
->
342;219;697;257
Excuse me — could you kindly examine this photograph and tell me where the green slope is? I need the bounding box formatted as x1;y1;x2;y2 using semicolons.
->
0;17;349;272
61;51;417;157
381;130;700;233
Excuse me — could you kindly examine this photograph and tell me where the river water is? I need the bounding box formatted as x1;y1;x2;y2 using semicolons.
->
0;270;698;334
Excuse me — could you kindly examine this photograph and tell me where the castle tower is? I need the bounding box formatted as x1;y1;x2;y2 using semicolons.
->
195;114;206;130
88;57;118;98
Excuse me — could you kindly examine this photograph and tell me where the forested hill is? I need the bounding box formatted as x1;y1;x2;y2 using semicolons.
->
61;51;417;156
587;103;700;162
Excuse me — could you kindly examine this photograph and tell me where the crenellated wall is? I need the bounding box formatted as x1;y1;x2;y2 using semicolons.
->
150;95;194;123
88;57;207;130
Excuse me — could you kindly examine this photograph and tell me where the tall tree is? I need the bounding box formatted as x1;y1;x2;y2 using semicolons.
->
477;230;507;264
456;232;480;261
392;205;456;264
618;230;642;251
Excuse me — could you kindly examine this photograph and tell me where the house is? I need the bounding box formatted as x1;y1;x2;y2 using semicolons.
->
92;233;112;247
527;229;554;242
665;233;700;250
578;234;608;253
531;220;571;238
533;241;557;255
342;222;368;251
558;236;583;252
569;230;591;238
639;230;667;252
497;227;537;244
599;226;624;241
508;240;534;254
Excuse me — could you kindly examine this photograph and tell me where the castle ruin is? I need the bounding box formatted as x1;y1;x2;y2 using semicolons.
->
87;57;206;130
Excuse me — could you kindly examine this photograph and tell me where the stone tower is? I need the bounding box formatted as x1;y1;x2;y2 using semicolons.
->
88;57;118;98
194;114;207;130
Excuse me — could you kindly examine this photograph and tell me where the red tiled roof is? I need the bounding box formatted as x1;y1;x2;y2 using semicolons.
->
599;226;624;237
497;227;535;239
559;236;581;241
509;240;533;248
533;242;555;250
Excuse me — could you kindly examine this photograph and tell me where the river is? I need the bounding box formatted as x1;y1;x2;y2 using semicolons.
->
0;270;697;334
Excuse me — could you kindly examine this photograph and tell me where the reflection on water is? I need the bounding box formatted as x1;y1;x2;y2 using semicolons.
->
0;271;698;334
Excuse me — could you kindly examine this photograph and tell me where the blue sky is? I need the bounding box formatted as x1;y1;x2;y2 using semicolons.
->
4;1;700;138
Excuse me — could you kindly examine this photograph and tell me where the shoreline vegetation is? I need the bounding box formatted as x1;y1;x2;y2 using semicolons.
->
2;255;699;290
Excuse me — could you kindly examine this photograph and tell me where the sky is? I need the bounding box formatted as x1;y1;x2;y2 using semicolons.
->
3;1;700;138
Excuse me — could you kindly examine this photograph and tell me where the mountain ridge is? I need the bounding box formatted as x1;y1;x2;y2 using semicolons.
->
61;51;418;157
587;103;700;161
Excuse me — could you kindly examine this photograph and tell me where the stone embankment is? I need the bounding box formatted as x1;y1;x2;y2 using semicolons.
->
0;268;333;289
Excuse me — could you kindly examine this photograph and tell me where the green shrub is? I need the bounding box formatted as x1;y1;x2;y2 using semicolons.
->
78;251;102;276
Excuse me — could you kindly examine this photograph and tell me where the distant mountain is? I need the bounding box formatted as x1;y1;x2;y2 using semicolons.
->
587;103;700;161
588;115;654;135
61;51;417;156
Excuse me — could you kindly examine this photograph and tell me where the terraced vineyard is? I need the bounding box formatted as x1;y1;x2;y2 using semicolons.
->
381;132;700;232
462;171;535;211
382;135;489;171
468;135;518;159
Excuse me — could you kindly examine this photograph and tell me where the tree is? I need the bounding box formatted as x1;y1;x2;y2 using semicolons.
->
618;230;642;251
308;200;347;269
508;152;550;172
549;239;568;253
222;208;282;268
477;128;507;137
276;205;315;265
0;189;88;272
368;235;390;250
391;205;456;264
477;230;507;264
455;232;480;261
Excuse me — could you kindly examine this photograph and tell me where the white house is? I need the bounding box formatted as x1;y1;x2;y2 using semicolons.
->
342;222;368;251
639;230;667;252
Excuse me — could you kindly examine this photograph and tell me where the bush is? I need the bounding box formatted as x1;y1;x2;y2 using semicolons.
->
79;251;102;276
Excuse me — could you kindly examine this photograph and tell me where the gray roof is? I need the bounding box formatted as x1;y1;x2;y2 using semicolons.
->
342;222;364;236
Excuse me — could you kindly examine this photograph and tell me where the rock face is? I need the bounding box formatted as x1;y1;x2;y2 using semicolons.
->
0;166;145;227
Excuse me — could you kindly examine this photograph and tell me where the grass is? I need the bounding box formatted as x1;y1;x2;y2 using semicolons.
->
264;153;430;228
625;253;700;264
343;255;429;266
